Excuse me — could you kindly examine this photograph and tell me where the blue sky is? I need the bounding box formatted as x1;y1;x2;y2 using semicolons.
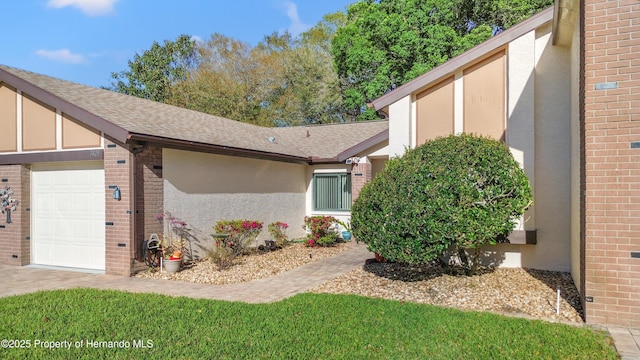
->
1;0;355;88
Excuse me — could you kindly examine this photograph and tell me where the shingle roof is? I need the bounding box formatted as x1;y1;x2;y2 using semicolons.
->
0;65;388;163
273;122;388;162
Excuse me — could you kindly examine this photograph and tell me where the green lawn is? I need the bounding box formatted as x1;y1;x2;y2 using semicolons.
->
0;289;617;359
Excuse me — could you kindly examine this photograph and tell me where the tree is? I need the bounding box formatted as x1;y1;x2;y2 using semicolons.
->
351;134;532;274
170;18;347;126
259;18;347;125
332;0;554;121
109;35;198;103
168;33;271;125
108;13;348;126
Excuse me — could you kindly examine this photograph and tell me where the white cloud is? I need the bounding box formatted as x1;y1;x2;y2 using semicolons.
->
36;49;87;64
190;35;204;46
279;1;311;36
46;0;119;16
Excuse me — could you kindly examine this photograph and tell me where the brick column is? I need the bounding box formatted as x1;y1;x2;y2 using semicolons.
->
351;158;372;203
582;0;640;327
104;138;135;276
0;164;30;266
134;143;163;261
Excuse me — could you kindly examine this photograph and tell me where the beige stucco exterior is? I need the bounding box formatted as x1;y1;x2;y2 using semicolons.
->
463;51;506;140
416;77;454;143
62;113;102;149
383;19;573;272
0;87;104;155
22;94;56;151
0;83;17;152
163;149;308;257
526;23;572;271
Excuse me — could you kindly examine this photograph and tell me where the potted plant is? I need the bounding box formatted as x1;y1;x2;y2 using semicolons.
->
160;231;186;274
157;212;189;274
337;220;352;241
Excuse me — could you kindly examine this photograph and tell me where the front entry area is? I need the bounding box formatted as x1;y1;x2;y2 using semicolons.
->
31;161;105;271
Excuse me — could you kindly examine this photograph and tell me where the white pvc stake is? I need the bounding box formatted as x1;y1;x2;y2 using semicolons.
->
556;288;561;315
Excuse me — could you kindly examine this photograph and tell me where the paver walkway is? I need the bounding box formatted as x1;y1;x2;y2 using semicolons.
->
0;241;372;302
0;241;638;359
608;327;640;360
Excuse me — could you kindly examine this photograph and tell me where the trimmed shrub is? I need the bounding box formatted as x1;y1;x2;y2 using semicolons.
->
351;134;532;273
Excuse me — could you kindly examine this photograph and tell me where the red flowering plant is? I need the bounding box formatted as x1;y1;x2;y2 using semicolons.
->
212;219;263;257
268;221;289;247
303;215;339;247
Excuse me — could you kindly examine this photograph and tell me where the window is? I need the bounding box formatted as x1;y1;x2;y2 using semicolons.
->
313;173;351;211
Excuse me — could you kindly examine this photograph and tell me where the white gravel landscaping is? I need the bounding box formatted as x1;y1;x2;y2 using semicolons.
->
135;240;584;323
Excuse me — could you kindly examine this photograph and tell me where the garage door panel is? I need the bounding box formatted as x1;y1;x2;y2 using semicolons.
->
55;194;73;212
32;162;105;271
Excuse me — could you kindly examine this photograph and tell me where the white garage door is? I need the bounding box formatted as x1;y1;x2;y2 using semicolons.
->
31;161;105;270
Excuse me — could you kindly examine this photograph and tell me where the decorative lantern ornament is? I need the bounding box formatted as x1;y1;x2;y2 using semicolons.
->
0;186;19;224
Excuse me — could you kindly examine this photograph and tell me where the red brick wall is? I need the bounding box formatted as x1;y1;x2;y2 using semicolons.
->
134;144;163;260
351;160;371;203
104;138;135;276
0;165;30;266
582;0;640;327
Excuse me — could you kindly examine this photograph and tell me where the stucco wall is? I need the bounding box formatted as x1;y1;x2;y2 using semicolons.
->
384;23;573;272
507;29;536;230
388;96;412;157
520;24;572;272
163;149;307;258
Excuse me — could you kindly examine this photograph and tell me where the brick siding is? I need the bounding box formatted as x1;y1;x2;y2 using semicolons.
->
0;165;30;266
0;140;159;276
582;0;640;327
133;144;163;261
104;138;135;276
351;160;372;203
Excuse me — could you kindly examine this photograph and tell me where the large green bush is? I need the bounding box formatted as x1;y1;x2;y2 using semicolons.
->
351;134;532;273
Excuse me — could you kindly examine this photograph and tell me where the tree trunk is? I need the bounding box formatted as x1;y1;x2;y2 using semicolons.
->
470;246;481;275
457;248;469;273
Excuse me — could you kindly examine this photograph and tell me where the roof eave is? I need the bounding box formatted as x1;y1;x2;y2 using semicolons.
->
0;67;130;143
552;0;579;46
308;157;340;164
370;6;554;111
335;129;389;162
128;133;310;165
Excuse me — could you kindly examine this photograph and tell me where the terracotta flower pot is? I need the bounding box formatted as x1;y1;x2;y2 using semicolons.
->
374;252;387;263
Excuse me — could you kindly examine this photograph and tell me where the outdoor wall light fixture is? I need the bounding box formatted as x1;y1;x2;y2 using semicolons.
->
113;186;121;201
345;157;360;164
